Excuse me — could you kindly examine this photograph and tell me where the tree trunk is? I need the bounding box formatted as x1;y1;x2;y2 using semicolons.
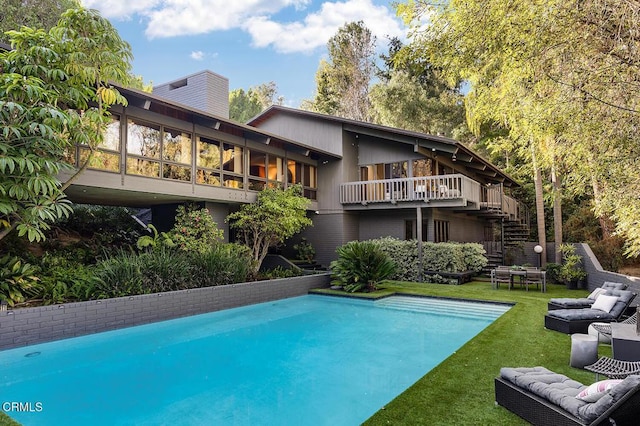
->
531;142;547;267
551;160;563;264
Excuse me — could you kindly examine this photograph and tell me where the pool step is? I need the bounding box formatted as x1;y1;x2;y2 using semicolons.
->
374;296;510;320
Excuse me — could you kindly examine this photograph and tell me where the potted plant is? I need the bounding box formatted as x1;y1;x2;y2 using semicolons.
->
558;244;587;289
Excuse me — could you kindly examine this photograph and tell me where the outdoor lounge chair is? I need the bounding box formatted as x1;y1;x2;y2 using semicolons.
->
495;367;640;426
548;282;628;311
585;357;640;380
544;289;636;334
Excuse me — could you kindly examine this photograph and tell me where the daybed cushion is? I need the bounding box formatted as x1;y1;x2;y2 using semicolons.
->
546;308;616;322
547;289;635;322
590;295;618;313
587;287;607;300
549;298;593;309
602;282;627;290
500;367;640;423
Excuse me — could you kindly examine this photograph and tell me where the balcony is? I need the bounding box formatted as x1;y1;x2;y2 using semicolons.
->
340;174;524;221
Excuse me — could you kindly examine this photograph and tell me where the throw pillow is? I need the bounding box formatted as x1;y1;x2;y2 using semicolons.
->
576;379;623;402
587;287;606;300
591;295;618;313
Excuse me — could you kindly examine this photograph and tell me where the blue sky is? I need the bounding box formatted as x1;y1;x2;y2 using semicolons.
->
80;0;408;107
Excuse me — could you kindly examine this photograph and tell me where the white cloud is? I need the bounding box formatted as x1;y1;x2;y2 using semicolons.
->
190;51;204;60
80;0;162;19
244;0;406;53
80;0;404;53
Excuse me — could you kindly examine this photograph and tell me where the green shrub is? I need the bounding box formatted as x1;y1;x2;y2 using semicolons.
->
330;241;396;293
37;254;97;304
191;243;253;286
371;237;487;281
0;255;41;306
138;248;195;292
136;224;175;251
259;266;301;280
170;204;223;253
52;204;143;251
544;262;562;284
293;238;315;262
93;250;144;298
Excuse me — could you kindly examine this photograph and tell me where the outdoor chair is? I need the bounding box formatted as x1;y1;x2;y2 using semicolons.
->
591;312;638;341
492;268;512;289
524;269;543;291
585;357;640;381
544;290;636;334
495;366;640;426
548;282;629;311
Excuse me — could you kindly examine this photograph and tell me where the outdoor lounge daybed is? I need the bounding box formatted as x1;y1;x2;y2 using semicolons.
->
495;367;640;426
544;289;636;334
548;282;628;311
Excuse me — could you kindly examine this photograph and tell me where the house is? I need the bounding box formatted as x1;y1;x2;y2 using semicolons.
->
60;83;335;237
60;72;527;268
248;106;527;267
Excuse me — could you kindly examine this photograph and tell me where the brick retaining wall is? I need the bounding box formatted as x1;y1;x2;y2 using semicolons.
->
575;243;640;300
0;273;330;351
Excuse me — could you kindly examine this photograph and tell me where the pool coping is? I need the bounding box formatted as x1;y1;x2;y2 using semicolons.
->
0;273;331;351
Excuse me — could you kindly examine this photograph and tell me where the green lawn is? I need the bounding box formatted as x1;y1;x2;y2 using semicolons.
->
0;280;610;426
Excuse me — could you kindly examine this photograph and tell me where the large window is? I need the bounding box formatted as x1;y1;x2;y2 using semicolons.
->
74;114;121;173
286;159;316;199
249;150;288;191
126;119;191;182
196;136;221;186
360;161;408;181
195;137;244;188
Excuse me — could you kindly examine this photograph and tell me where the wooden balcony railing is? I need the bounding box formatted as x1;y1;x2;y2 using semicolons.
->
339;174;480;205
340;175;528;223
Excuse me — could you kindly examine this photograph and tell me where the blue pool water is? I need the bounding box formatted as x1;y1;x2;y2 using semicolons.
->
0;295;510;425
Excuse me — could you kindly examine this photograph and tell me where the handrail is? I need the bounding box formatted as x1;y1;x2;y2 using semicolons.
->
339;174;479;204
340;175;525;222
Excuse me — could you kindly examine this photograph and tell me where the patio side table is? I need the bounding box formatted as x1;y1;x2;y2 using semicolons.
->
570;333;598;369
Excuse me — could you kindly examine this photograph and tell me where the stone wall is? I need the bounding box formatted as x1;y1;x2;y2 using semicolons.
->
0;274;330;351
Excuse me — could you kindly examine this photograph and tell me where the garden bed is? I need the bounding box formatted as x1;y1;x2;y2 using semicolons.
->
424;270;476;285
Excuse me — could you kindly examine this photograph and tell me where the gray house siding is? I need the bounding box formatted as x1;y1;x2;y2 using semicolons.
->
433;210;486;242
358;210;414;241
357;137;423;166
153;70;230;118
206;202;231;239
252;113;343;157
301;212;359;267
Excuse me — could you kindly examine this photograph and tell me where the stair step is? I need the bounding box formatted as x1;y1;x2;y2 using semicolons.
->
374;296;511;321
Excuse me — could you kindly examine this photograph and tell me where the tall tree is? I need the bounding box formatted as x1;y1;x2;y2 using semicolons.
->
305;21;376;121
398;0;640;258
370;37;469;139
229;82;283;122
0;7;133;242
0;0;79;44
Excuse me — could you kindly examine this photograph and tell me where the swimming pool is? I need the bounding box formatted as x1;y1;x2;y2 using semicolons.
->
0;294;510;425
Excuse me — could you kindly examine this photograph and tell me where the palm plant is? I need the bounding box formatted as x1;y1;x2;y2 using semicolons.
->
330;241;396;292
